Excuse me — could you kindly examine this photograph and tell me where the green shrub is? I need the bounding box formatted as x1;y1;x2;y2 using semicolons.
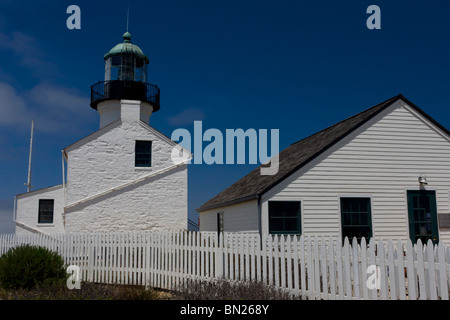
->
0;244;67;290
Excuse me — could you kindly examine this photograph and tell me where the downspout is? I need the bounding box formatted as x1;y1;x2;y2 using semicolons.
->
13;195;17;223
257;194;262;250
61;150;68;230
61;150;67;205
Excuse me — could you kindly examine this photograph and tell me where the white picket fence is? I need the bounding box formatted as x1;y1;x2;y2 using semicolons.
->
0;231;449;300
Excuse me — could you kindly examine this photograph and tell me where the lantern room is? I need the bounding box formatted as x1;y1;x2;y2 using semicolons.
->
104;32;149;82
90;31;160;112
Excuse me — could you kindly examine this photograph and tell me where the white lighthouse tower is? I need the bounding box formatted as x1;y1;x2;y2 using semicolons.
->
14;31;190;234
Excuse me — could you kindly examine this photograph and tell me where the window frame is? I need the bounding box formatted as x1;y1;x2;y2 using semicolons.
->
340;197;373;243
135;140;152;168
406;190;439;244
38;199;54;224
268;200;302;235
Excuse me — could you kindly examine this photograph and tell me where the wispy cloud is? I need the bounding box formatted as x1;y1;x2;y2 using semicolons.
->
28;82;90;117
0;82;31;126
0;198;14;234
0;80;93;134
29;83;87;114
0;29;93;134
167;107;206;126
0;31;58;78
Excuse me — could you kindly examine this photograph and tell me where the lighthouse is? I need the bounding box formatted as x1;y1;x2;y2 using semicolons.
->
14;30;190;234
90;31;160;128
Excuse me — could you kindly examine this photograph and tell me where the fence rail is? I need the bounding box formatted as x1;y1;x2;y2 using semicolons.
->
0;231;449;300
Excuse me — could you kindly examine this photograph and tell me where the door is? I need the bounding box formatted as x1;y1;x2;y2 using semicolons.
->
407;190;439;244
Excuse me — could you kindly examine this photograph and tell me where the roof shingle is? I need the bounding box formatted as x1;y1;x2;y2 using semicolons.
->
197;94;407;212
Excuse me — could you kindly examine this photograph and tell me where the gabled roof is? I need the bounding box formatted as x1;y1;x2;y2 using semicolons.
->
64;119;186;155
197;94;450;212
16;184;63;199
64;119;121;154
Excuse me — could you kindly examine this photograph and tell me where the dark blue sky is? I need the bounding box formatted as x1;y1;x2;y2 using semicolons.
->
1;0;450;233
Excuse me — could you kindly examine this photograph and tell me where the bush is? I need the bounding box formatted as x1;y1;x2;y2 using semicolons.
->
0;245;67;290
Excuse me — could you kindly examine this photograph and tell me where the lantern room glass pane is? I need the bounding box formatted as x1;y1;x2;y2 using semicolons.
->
135;58;147;82
104;57;112;81
118;53;134;80
109;56;121;80
105;54;148;82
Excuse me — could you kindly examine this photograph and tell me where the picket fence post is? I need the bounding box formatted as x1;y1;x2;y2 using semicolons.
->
437;241;449;300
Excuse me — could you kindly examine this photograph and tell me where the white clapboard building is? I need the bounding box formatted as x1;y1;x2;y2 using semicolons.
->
14;31;190;234
198;95;450;245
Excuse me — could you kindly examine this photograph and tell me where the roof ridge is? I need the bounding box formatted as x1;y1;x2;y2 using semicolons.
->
197;94;406;212
290;94;403;146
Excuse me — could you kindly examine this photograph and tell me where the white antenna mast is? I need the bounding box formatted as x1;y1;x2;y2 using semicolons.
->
126;6;130;32
25;120;34;192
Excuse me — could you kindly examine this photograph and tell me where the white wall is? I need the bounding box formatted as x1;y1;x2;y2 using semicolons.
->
65;165;187;232
261;101;450;244
15;185;65;234
97;100;121;129
64;101;188;232
200;200;259;233
66;107;182;204
97;100;153;129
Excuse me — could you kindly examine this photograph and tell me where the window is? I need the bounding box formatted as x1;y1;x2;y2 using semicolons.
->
135;140;152;167
269;201;301;235
407;190;439;244
38;199;54;224
340;197;372;243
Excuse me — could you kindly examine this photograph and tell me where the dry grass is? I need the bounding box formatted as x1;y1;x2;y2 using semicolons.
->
173;278;302;300
0;282;163;300
0;278;302;300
